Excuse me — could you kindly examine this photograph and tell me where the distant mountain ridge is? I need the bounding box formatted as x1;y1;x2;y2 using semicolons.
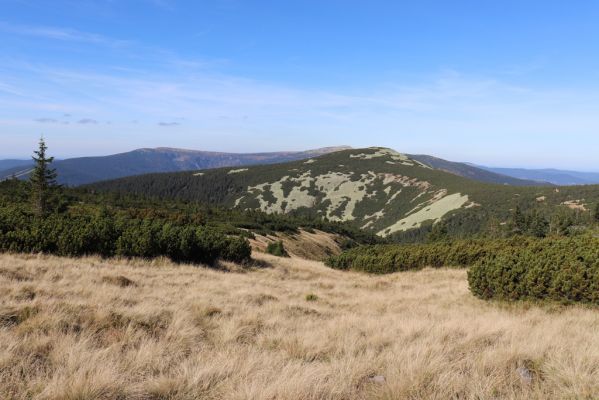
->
0;159;32;171
0;145;547;187
0;146;351;186
2;145;596;187
408;154;551;186
473;165;599;186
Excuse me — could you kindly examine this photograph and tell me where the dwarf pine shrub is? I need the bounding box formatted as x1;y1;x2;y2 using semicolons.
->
468;236;599;304
0;207;251;265
266;241;289;257
325;237;538;274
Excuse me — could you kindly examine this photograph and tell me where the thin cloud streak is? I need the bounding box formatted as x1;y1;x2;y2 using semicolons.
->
34;118;60;123
8;64;599;136
0;21;131;47
77;118;98;124
1;39;599;168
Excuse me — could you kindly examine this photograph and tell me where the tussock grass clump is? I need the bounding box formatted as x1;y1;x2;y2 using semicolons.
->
305;293;318;302
0;304;39;327
101;275;136;287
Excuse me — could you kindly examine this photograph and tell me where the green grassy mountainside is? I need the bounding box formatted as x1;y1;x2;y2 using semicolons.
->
89;147;599;238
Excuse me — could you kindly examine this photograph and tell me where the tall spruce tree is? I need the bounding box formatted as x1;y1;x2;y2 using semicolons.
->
511;205;527;234
527;210;549;238
30;137;57;216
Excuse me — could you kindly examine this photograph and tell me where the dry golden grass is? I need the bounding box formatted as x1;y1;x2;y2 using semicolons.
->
1;252;599;399
249;229;342;260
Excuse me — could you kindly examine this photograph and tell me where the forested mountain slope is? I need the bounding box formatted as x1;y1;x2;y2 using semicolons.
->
89;147;599;238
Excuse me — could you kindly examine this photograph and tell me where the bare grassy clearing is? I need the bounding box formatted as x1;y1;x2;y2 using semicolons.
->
249;229;342;260
1;252;598;399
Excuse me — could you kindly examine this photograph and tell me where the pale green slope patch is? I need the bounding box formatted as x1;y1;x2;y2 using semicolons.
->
236;173;316;213
349;147;432;169
234;168;439;226
385;189;403;205
350;147;411;161
228;168;249;174
378;193;469;236
314;171;378;221
235;171;383;221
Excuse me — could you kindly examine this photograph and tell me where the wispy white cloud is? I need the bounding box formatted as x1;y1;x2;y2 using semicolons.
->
0;21;131;47
0;30;598;168
34;117;60;124
0;81;26;96
77;118;98;124
7;63;599;135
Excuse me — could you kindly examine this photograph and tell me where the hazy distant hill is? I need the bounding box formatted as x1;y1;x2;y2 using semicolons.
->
0;159;32;171
0;145;551;188
408;154;550;186
3;146;596;189
475;166;599;186
89;147;599;238
0;146;350;186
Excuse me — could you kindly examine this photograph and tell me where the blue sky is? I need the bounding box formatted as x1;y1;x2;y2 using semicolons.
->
1;0;599;170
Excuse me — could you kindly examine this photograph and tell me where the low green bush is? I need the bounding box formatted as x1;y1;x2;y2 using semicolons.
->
266;241;289;257
468;236;599;304
305;293;318;301
0;207;251;265
325;237;538;274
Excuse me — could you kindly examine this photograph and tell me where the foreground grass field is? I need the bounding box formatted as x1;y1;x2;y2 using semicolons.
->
1;253;599;399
